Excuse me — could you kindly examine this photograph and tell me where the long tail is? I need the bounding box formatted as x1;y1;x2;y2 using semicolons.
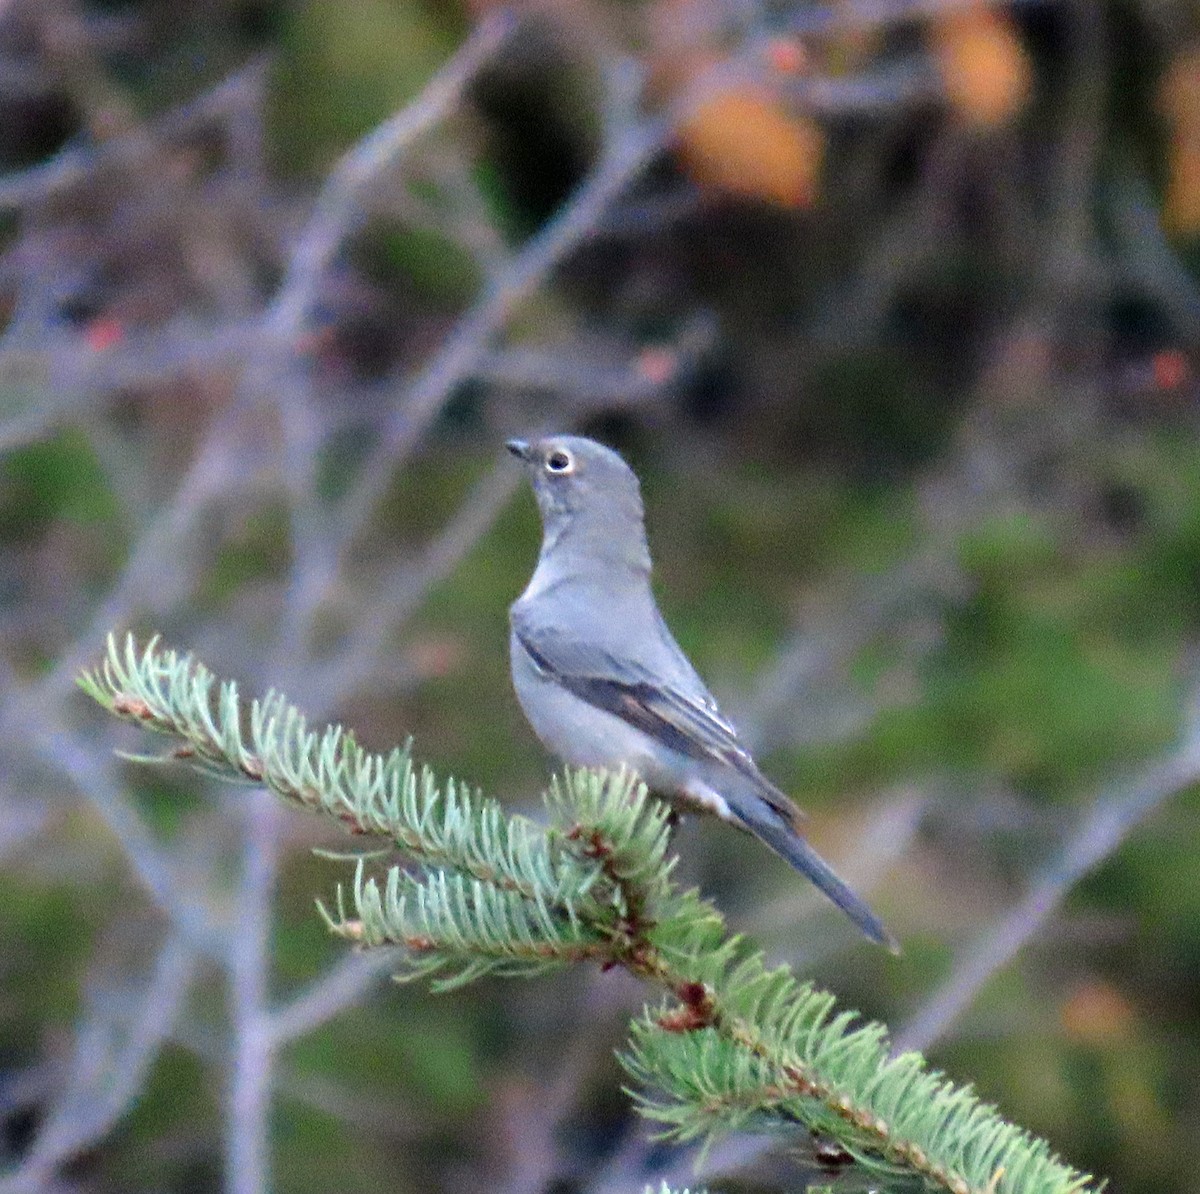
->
737;805;899;953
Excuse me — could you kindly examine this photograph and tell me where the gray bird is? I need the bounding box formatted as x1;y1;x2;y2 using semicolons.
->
506;434;895;951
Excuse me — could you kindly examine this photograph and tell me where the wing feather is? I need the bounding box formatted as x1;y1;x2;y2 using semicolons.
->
512;612;782;802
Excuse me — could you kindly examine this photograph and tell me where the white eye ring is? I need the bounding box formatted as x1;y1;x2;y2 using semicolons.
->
545;449;574;474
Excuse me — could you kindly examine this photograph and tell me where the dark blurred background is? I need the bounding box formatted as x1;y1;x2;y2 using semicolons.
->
1;0;1199;1190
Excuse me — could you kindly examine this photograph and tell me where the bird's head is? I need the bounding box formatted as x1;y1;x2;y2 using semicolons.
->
506;435;649;570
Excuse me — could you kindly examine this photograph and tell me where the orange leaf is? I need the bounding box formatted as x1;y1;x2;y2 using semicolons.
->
1163;142;1200;235
1160;48;1200;235
931;4;1032;128
1060;981;1135;1045
1160;46;1200;128
676;88;823;208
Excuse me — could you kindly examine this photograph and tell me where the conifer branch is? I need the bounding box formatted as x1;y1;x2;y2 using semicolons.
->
80;635;1098;1194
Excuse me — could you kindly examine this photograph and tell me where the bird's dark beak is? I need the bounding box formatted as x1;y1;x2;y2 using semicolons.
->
506;438;531;461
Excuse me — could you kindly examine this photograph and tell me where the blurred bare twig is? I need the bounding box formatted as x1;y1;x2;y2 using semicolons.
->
896;719;1200;1052
0;934;196;1194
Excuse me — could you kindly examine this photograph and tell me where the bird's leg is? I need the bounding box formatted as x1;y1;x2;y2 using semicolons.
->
662;804;684;839
646;787;685;839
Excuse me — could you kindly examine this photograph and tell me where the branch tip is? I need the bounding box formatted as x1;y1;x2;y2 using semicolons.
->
82;634;1098;1194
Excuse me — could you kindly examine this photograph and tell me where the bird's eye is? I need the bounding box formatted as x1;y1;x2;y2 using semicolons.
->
545;449;574;474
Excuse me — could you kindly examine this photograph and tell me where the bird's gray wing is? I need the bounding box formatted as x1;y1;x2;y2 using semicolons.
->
512;609;788;808
512;610;893;943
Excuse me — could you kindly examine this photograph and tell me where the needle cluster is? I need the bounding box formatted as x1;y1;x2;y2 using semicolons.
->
81;635;1097;1194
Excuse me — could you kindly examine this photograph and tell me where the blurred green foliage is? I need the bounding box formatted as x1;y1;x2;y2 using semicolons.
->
0;430;120;538
272;0;464;173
